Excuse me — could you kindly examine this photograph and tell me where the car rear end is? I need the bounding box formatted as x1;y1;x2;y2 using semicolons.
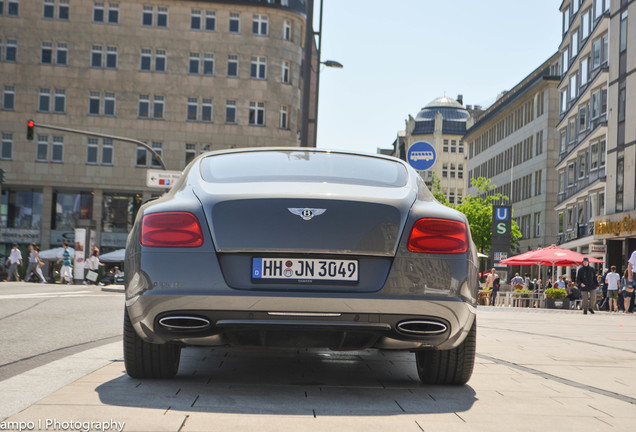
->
124;149;478;383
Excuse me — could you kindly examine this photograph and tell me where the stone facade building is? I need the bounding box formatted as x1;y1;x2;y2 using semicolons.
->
0;0;307;257
593;0;636;267
464;54;561;264
555;0;610;261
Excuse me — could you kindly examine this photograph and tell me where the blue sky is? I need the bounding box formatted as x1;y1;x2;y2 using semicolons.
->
315;0;563;154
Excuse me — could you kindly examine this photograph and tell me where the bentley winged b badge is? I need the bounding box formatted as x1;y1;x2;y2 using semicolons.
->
288;208;326;221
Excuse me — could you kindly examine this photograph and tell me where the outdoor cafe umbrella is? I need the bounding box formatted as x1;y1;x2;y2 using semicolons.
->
98;248;126;263
38;247;75;260
500;245;604;281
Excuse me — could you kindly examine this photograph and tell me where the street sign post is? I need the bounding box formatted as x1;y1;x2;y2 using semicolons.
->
407;141;436;171
146;169;182;188
492;205;512;268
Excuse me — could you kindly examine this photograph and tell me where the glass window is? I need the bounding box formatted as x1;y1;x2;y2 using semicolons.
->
138;95;149;118
87;137;98;164
203;53;214;75
58;0;69;19
225;100;236;124
36;135;48;161
561;47;569;74
202;98;212;122
155;49;166;72
6;39;17;62
283;20;291;40
136;147;147;166
189;52;199;74
157;7;167;27
142;5;152;26
56;43;67;65
107;3;118;24
620;11;628;53
102;139;113;165
1;133;12;160
39;88;51;112
106;46;117;68
151;142;162;168
201;151;409;188
2;86;15;110
227;55;238;77
102;193;142;233
191;9;201;30
571;29;579;57
104;92;115;116
52;191;93;230
140;49;151;71
590;142;599;171
41;42;53;64
229;12;240;33
580;57;588;85
51;136;63;162
91;45;102;67
187;97;197;121
1;190;43;229
153;96;164;119
252;14;267;35
89;91;100;115
249;101;265;126
93;2;104;22
251;56;266;79
618;82;626;122
205;11;216;31
185;143;196;166
281;60;290;83
43;0;54;18
279;105;288;129
54;89;65;113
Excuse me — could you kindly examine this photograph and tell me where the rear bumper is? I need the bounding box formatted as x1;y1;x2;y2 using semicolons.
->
126;293;476;351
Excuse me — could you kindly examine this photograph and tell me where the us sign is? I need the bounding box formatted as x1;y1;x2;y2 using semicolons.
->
492;206;511;268
407;141;436;171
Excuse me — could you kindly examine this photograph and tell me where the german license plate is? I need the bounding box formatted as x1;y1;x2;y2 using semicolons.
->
252;258;359;283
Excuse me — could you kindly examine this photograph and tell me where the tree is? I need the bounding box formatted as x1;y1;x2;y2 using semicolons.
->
428;171;449;206
451;177;521;254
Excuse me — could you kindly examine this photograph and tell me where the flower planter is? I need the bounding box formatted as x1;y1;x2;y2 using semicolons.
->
545;298;570;309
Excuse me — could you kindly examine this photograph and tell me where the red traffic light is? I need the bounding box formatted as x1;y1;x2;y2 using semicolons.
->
27;120;34;140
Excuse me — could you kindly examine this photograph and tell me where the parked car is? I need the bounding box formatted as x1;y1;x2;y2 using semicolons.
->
124;148;479;384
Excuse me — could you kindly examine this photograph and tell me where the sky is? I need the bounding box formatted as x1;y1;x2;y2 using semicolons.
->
314;0;563;154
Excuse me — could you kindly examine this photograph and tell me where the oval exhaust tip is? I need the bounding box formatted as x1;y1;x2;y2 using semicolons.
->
159;316;211;330
396;320;447;335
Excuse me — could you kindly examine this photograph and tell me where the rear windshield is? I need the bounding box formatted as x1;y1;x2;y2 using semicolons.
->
200;151;408;187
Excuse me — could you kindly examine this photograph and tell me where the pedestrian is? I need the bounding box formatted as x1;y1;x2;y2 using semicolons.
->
621;268;634;313
576;257;598;315
25;243;45;283
605;266;621;313
599;268;610;311
511;273;524;290
5;243;22;282
34;245;47;283
84;247;103;285
627;249;636;312
56;241;73;284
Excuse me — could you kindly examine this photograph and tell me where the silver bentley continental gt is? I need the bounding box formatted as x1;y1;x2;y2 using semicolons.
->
124;148;479;385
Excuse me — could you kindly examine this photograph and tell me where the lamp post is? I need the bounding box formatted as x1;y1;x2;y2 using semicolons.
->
300;0;342;147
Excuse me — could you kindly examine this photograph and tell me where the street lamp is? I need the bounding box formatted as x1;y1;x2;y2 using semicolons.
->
300;0;343;147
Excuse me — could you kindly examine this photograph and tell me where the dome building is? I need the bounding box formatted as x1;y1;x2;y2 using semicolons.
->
400;95;480;205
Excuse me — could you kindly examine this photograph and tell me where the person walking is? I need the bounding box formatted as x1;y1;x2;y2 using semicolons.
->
5;243;22;282
84;247;103;285
577;257;598;315
511;273;524;290
621;268;634;313
605;266;621;313
34;245;47;283
56;241;73;284
25;243;45;283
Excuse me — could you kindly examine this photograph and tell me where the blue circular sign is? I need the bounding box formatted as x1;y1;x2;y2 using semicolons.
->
407;141;436;171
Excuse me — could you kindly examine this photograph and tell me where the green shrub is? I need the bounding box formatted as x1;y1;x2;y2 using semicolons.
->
544;287;567;299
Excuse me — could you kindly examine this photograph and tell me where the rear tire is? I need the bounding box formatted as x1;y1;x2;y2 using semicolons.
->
415;318;476;385
123;308;181;379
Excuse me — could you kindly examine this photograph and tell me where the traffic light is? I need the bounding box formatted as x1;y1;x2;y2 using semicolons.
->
27;120;34;140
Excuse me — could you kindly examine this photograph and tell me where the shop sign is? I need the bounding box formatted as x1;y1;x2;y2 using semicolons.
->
594;211;636;239
50;230;75;246
590;243;606;254
0;228;40;244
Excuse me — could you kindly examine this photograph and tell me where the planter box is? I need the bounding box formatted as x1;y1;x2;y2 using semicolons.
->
545;298;570;309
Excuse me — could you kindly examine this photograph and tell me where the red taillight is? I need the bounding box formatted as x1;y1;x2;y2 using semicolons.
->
407;218;468;254
141;212;203;248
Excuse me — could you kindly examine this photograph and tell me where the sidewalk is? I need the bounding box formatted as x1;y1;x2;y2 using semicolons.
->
2;308;635;432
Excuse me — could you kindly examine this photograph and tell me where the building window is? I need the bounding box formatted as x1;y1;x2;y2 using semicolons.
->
7;0;18;16
89;91;100;115
2;85;15;110
590;142;599;171
534;212;541;238
249;101;265;126
140;48;151;71
187;97;198;121
54;89;65;113
618;81;626;123
571;29;579;57
229;12;240;33
106;46;117;68
56;42;67;65
203;53;214;75
87;138;98;164
279;105;288;129
36;135;48;161
580;57;589;85
5;39;17;62
91;45;102;67
227;55;238;77
560;88;568;112
138;94;149;118
87;138;113;165
581;8;591;40
0;190;43;230
189;53;199;74
93;2;104;22
569;75;577;100
616;150;624;212
102;193;141;234
51;136;64;162
283;20;291;40
561;47;569;74
620;11;628;53
43;0;54;19
151;142;163;167
205;11;216;31
281;60;290;83
1;133;12;160
225;100;237;124
153;96;164;119
155;50;166;72
41;42;53;64
104;92;115;116
157;7;167;27
107;2;118;24
190;9;201;30
202;98;213;122
251;56;267;79
252;14;268;36
52;192;93;231
577;153;586;179
142;5;152;26
38;88;51;112
140;49;166;72
185;143;196;166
